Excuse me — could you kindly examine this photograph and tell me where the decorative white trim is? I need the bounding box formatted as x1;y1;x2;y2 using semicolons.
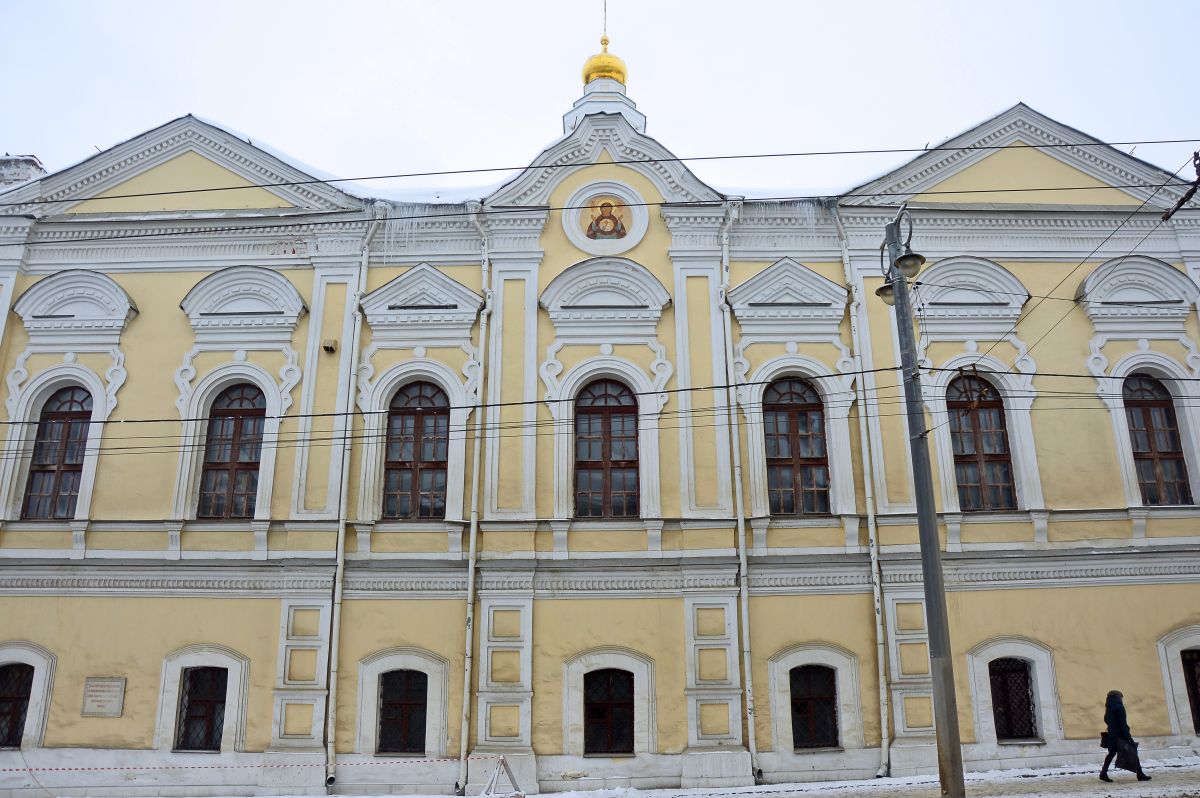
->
562;647;657;755
1157;625;1200;738
155;644;249;753
11;269;137;349
913;256;1028;340
356;648;449;757
1077;255;1199;338
0;641;55;749
727;257;848;337
966;636;1063;746
767;643;864;751
540;257;671;340
562;181;649;257
359;262;483;344
179;265;306;347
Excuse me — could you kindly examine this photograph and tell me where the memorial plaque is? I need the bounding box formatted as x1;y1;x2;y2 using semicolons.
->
81;677;125;717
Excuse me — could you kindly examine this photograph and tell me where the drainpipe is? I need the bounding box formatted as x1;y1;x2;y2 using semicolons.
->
326;201;385;790
457;202;493;793
828;200;892;777
717;200;760;780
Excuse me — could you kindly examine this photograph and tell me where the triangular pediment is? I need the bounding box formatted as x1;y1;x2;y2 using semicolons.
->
0;116;364;215
843;104;1192;210
361;263;482;342
485;113;724;207
728;257;847;310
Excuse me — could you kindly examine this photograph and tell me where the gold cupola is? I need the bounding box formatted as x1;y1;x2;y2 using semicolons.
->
582;36;627;85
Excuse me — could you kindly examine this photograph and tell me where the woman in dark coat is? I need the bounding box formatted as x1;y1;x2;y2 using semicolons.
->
1101;690;1151;782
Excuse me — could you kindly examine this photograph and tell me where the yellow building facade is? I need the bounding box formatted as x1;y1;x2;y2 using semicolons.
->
1;44;1199;796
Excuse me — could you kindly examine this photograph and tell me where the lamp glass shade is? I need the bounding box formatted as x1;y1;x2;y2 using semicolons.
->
895;249;926;279
875;282;896;306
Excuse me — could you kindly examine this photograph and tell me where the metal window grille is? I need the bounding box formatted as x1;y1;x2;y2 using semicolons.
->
947;376;1016;511
21;387;93;520
583;668;634;754
383;382;450;520
1124;375;1193;506
1182;649;1200;735
198;385;266;519
175;667;228;751
574;380;639;519
377;670;428;754
789;664;839;748
763;378;831;516
0;663;34;748
988;658;1037;740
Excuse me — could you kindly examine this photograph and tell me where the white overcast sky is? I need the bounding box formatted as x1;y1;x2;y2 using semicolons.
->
3;0;1198;197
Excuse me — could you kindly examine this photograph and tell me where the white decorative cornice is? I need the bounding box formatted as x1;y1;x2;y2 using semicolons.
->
360;262;482;344
727;256;848;336
0;566;332;597
913;256;1028;340
882;549;1200;590
180;264;307;345
12;269;137;347
1077;255;1199;336
540;256;671;339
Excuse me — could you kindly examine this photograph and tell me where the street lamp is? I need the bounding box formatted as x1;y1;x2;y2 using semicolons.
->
878;205;965;798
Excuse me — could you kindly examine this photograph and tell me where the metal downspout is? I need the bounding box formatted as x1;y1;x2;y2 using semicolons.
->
829;201;892;777
325;203;385;790
717;200;760;780
457;203;493;793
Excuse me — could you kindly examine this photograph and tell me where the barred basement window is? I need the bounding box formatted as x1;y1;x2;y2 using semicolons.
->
383;382;449;519
575;380;639;518
789;664;839;748
989;658;1037;741
197;384;266;519
1124;375;1193;506
947;375;1016;511
175;666;228;751
584;668;634;754
763;378;830;516
377;669;428;754
0;663;34;748
21;387;92;520
1182;649;1200;735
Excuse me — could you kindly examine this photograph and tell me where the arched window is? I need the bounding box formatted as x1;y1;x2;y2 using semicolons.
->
0;663;35;748
789;664;838;749
198;384;266;519
1182;649;1200;735
584;668;634;754
175;666;228;751
21;387;93;520
383;382;450;519
1124;375;1192;506
575;380;638;518
377;669;428;754
763;378;830;515
988;658;1037;741
947;376;1015;511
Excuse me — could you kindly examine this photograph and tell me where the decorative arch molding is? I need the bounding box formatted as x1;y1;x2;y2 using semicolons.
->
914;256;1028;339
562;646;657;756
171;361;286;523
355;358;475;524
180;265;307;345
966;636;1063;747
767;643;864;752
736;354;856;521
154;643;249;753
1091;350;1200;508
12;269;138;345
355;647;450;757
0;641;56;749
1157;625;1200;738
1077;255;1199;338
541;355;665;519
0;363;110;521
921;353;1045;515
540;257;671;339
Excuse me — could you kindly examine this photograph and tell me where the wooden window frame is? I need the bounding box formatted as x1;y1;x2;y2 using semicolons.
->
197;384;266;520
21;387;93;520
988;657;1038;742
383;382;450;520
574;380;639;519
947;375;1017;512
789;664;839;749
763;378;831;516
377;669;428;754
1124;375;1194;506
583;668;635;755
0;663;34;749
174;666;228;752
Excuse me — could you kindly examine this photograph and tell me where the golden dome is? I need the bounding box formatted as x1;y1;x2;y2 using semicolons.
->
582;36;627;85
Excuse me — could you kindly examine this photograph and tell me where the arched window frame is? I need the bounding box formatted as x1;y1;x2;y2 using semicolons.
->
761;377;833;518
944;374;1018;512
155;644;248;753
1156;625;1200;739
196;384;267;520
1123;375;1193;505
573;379;640;519
0;641;55;750
20;387;94;520
563;647;656;756
767;643;864;753
966;637;1063;749
355;648;449;757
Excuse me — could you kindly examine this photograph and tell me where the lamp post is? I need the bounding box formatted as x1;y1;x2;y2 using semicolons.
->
874;205;966;798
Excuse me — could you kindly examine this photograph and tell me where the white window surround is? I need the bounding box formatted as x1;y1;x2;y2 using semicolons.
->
355;359;474;523
767;643;864;752
355;648;449;757
1092;351;1200;508
540;256;672;340
0;641;56;749
179;265;306;347
913;256;1029;341
1077;255;1199;340
966;637;1063;747
922;353;1045;514
170;361;286;521
542;356;665;519
154;644;249;753
736;354;856;519
0;365;109;521
1157;625;1200;738
562;647;657;756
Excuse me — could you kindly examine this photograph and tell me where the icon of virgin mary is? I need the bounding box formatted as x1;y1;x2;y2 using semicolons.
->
586;201;627;239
